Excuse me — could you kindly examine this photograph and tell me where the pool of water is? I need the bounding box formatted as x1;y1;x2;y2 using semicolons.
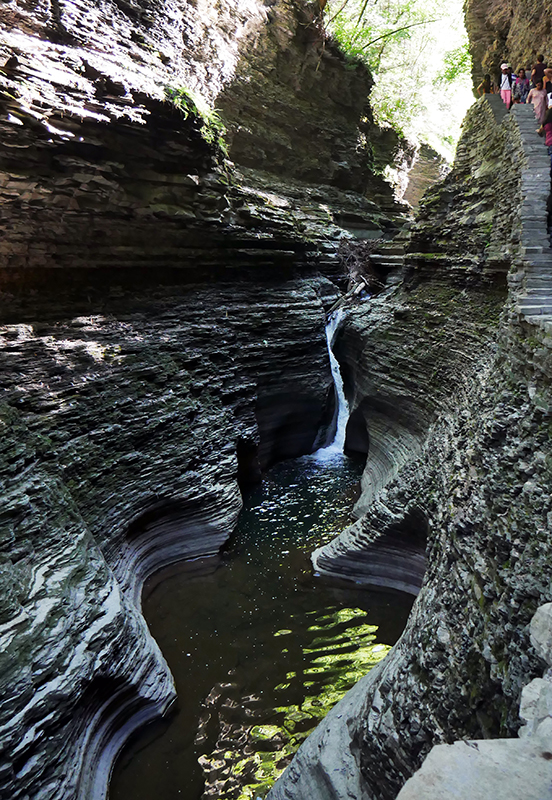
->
110;453;413;800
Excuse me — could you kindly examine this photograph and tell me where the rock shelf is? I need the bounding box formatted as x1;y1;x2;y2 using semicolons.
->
396;603;552;799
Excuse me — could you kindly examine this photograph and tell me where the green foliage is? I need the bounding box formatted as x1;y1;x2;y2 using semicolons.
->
325;0;473;158
164;86;228;154
440;42;472;84
328;0;439;74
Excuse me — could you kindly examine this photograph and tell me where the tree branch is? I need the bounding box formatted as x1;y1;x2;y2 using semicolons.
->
359;18;441;50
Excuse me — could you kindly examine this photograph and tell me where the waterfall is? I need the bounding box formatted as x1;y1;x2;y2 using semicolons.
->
313;308;349;460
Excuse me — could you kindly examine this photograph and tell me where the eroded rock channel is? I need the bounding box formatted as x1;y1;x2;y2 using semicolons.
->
110;450;413;800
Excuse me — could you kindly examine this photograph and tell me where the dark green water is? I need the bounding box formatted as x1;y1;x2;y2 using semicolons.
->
110;453;413;800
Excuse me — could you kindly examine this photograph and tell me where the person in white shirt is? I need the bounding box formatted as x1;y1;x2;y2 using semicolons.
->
499;62;514;107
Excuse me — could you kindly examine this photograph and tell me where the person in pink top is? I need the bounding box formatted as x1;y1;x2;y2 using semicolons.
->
527;79;548;123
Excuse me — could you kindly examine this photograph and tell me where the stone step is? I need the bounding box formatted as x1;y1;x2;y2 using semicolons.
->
376;243;405;255
520;213;549;221
370;254;404;267
524;269;552;279
522;288;552;296
525;283;552;292
525;286;551;303
525;315;552;332
523;255;552;265
525;293;552;300
516;304;552;314
522;246;551;254
513;101;552;331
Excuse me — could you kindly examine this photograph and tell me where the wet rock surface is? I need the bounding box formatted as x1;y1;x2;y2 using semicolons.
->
0;0;414;796
6;1;544;799
311;280;505;595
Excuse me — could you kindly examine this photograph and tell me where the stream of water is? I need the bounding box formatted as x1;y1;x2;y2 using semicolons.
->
110;313;413;800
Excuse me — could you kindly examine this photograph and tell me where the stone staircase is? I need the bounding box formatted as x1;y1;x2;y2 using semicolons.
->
511;104;552;329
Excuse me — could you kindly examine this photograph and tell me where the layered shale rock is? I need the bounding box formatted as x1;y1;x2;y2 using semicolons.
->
269;95;552;800
0;0;406;295
0;279;339;800
0;2;413;798
312;281;505;595
311;95;514;592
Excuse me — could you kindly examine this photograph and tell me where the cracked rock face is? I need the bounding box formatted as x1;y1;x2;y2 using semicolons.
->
465;0;551;81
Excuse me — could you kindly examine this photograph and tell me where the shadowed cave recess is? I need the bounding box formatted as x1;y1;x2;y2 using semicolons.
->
2;1;552;800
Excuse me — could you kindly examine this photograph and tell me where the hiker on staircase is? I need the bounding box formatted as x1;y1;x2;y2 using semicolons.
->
477;74;497;96
528;79;548;123
513;68;530;103
531;54;548;86
499;63;514;108
537;99;552;171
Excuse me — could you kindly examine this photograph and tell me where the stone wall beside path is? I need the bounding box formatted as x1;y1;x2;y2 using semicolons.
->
396;603;552;800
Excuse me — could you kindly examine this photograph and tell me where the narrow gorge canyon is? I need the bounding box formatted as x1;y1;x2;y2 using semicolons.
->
1;1;552;800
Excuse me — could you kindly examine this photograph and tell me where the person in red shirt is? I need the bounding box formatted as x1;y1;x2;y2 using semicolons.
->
537;99;552;172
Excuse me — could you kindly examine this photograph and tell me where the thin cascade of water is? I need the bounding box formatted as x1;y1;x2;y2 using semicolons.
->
313;308;349;460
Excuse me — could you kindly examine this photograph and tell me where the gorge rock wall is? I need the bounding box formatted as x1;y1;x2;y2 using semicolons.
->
269;95;552;799
0;279;337;800
0;2;412;798
0;0;405;296
465;0;552;81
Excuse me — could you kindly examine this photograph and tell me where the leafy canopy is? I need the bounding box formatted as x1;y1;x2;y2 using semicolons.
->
324;0;473;158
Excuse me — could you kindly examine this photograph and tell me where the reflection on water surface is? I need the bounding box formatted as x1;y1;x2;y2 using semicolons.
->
111;454;413;800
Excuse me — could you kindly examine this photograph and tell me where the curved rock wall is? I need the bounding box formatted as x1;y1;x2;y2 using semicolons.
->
0;279;337;800
0;1;412;798
269;95;552;800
